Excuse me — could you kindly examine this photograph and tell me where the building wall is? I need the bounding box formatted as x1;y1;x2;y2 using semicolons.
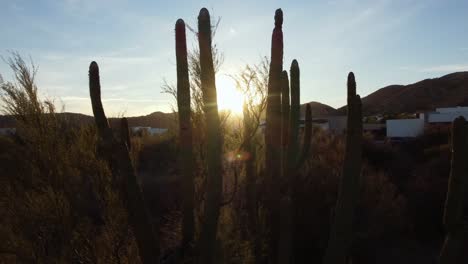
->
386;119;425;138
327;116;347;134
428;112;468;123
435;106;468;113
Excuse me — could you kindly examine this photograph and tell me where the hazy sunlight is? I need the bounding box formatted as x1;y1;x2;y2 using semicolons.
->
216;74;244;114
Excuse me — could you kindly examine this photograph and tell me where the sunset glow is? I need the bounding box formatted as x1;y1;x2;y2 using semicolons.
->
216;74;244;114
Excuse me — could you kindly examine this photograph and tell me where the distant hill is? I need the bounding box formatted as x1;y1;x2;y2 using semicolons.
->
300;101;338;117
338;71;468;115
0;111;177;129
110;112;177;130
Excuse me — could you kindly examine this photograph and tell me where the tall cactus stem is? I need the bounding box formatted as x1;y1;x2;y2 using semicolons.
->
288;59;300;172
265;8;284;263
196;8;223;264
281;70;290;180
323;72;363;264
176;18;195;253
89;61;160;264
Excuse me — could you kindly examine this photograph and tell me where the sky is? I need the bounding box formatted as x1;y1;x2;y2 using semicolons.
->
0;0;468;116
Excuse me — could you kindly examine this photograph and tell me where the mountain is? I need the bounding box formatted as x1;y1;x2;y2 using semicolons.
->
0;112;177;129
338;72;468;115
300;101;338;117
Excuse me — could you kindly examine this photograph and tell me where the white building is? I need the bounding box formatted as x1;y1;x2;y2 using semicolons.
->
385;107;468;138
386;118;425;138
426;107;468;123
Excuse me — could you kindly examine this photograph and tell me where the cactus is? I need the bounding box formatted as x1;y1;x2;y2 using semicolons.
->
175;18;195;253
120;117;131;150
439;116;468;264
286;59;314;261
196;8;224;264
287;60;300;172
89;61;160;264
323;72;363;264
286;60;312;174
265;8;284;263
281;70;290;179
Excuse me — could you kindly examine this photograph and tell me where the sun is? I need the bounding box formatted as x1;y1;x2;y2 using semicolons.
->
216;74;244;114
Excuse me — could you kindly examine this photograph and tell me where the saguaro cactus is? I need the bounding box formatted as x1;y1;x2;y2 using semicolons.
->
439;116;468;264
287;59;313;261
286;60;312;175
281;70;290;179
175;18;195;253
323;72;363;264
265;8;284;263
89;62;160;264
288;60;300;172
197;8;224;264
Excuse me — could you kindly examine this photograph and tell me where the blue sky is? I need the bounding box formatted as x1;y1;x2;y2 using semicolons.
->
1;0;467;116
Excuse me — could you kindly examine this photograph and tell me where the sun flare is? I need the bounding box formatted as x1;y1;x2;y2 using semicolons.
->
216;74;244;114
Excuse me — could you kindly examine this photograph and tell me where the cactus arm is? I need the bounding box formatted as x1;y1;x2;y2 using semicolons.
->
323;72;363;264
176;18;196;253
196;8;224;264
439;116;468;264
88;62;160;264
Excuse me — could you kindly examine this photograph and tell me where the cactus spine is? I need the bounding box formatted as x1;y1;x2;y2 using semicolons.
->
323;72;363;264
196;8;223;264
439;116;468;264
265;8;284;263
88;62;160;264
175;18;195;253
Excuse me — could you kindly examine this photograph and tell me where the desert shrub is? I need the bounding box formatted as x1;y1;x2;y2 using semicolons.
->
0;53;140;263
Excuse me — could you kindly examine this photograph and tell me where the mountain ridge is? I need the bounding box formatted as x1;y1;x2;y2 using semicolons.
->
337;71;468;115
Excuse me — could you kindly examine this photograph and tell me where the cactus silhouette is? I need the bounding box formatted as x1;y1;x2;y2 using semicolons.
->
88;61;160;264
323;72;363;264
120;117;131;150
439;116;468;264
175;18;195;253
287;60;300;172
196;8;224;264
281;70;290;179
285;59;313;263
265;8;284;263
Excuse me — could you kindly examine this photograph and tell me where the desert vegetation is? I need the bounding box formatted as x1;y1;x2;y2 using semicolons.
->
1;7;467;264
